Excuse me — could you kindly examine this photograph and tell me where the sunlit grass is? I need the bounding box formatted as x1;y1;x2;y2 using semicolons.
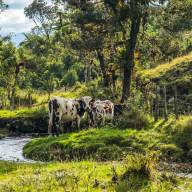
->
139;51;192;80
0;106;47;119
23;126;178;162
0;158;191;192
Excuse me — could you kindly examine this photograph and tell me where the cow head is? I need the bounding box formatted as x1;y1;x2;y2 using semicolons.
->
77;99;86;117
80;96;94;112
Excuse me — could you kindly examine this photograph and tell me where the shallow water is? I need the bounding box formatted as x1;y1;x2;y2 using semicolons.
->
0;137;35;162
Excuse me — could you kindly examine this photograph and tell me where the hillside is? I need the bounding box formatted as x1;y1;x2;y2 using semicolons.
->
138;52;192;86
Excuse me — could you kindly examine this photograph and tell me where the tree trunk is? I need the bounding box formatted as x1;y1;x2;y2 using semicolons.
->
10;65;20;109
163;85;168;120
97;49;109;87
173;84;178;119
121;16;141;103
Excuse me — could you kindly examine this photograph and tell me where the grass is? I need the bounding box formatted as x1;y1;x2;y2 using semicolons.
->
0;82;95;120
0;161;123;192
23;126;182;162
172;115;192;160
137;52;192;93
0;106;47;119
139;51;192;81
0;157;192;192
23;115;192;162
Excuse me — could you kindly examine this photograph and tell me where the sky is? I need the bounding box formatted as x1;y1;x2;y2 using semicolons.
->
0;0;35;46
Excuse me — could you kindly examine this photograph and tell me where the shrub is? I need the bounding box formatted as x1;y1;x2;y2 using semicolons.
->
61;70;79;87
155;143;184;161
115;153;158;192
96;145;122;161
115;107;153;130
173;116;192;152
122;153;157;180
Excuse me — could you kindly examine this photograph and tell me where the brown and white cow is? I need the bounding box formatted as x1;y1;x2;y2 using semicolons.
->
48;96;92;135
89;99;114;127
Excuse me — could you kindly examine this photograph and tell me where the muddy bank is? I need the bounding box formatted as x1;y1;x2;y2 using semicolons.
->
0;116;48;134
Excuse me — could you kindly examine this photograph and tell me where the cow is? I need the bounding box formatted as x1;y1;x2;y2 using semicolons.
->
89;99;114;127
48;96;93;135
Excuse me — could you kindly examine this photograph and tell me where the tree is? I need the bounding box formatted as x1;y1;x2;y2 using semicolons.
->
104;0;166;102
24;0;56;39
61;0;111;86
0;41;19;108
0;0;8;12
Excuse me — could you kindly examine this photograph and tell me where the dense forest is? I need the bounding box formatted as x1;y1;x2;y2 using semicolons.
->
0;0;192;191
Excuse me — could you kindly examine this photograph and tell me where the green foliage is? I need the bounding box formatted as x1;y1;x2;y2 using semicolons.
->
115;153;157;192
139;52;192;84
115;107;153;130
61;70;79;87
156;144;184;161
0;106;47;119
173;116;192;157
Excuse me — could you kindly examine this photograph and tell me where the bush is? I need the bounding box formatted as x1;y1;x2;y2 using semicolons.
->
61;70;79;87
115;153;158;192
173;116;192;152
155;144;184;161
96;145;122;161
115;107;153;130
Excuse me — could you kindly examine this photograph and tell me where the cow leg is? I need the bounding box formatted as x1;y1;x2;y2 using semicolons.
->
52;111;60;136
48;100;53;135
88;112;94;128
101;112;106;127
77;117;81;132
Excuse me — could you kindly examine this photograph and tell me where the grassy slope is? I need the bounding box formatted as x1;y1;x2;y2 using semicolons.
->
24;115;192;162
138;52;192;84
23;124;182;162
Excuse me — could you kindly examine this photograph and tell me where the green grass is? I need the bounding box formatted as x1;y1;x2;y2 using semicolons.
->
138;52;192;88
0;82;96;120
0;158;191;192
139;52;192;80
23;126;181;162
0;106;47;119
172;115;192;160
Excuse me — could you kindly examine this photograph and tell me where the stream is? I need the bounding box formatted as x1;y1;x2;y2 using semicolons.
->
0;137;35;162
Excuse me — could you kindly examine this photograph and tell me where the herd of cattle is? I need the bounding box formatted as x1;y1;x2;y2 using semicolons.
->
48;96;122;135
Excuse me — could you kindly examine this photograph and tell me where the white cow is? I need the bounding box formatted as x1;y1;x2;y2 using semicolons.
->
48;96;92;135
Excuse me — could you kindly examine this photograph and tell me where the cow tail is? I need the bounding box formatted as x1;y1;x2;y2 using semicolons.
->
48;100;53;134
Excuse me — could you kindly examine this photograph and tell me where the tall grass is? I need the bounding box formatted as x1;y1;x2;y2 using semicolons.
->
0;158;190;192
173;116;192;160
